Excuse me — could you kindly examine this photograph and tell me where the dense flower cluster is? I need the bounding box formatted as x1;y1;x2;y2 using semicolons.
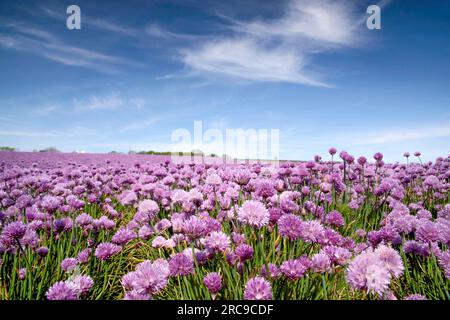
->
0;151;448;300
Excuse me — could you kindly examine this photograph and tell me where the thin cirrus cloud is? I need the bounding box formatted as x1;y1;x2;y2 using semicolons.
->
39;6;138;37
40;6;194;42
33;105;60;116
347;124;450;146
180;0;364;87
0;116;22;125
226;0;360;46
72;95;123;111
0;130;60;138
118;116;164;133
0;19;142;73
182;38;328;87
72;93;134;111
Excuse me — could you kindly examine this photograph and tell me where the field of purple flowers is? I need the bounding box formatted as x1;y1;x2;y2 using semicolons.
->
0;150;449;300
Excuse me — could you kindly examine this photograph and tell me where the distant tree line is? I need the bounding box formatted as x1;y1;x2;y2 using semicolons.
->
37;147;60;153
0;146;16;151
131;149;218;157
0;146;62;152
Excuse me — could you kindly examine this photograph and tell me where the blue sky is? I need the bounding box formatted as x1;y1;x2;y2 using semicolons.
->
0;0;449;162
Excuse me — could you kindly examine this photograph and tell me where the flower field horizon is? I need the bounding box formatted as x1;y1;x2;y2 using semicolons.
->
0;150;449;300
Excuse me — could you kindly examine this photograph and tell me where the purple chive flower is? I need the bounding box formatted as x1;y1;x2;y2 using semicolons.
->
323;246;352;266
311;252;332;273
151;235;166;248
19;268;26;280
46;281;78;300
235;243;254;262
61;258;78;272
438;251;450;279
112;227;136;245
437;205;450;220
3;221;27;240
234;169;251;186
299;220;324;243
423;175;441;190
194;250;208;265
138;225;154;240
137;199;159;219
357;156;367;166
37;246;49;257
169;253;194;276
416;220;440;243
243;277;273;300
77;248;92;264
268;208;283;225
231;232;246;245
403;240;430;256
277;214;303;240
237;200;269;228
69;275;94;296
325;210;345;228
329;147;337;156
373;152;384;161
355;229;366;238
346;249;391;296
404;294;427;300
205;173;222;186
75;213;93;227
118;190;138;206
255;179;276;199
226;251;237;266
260;263;281;279
204;231;230;253
124;290;151;300
392;215;415;234
53;218;69;233
122;259;170;295
155;219;171;233
94;242;122;261
40;195;62;213
374;245;404;278
182;216;206;239
93;216;115;230
416;209;432;220
280;257;311;280
203;272;222;295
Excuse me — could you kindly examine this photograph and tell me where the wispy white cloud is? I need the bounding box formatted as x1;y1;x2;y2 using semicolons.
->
0;21;143;73
33;105;59;116
181;0;363;86
145;23;211;41
227;0;359;47
6;23;55;40
119;116;163;133
71;93;149;112
0;34;19;48
88;18;137;37
129;98;147;109
73;93;124;111
0;116;22;125
349;124;450;145
183;38;329;86
208;117;230;130
0;130;60;138
40;6;141;37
